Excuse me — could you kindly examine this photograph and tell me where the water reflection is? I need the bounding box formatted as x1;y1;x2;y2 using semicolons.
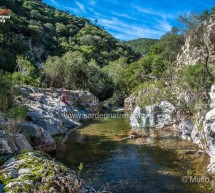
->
54;118;213;193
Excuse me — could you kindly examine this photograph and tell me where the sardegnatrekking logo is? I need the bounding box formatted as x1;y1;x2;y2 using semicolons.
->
0;9;11;23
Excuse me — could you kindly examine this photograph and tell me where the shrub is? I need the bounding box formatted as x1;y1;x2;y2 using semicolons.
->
176;63;213;93
12;72;42;87
42;51;114;100
0;71;13;112
172;63;214;114
5;105;28;134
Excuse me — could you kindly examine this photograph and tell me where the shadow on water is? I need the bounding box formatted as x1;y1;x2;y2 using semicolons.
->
53;118;213;193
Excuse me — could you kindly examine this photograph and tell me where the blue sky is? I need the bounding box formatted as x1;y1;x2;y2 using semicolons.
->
43;0;215;40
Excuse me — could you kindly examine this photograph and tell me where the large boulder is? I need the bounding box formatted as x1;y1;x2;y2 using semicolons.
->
203;108;215;165
0;86;100;155
178;117;194;140
17;86;100;136
130;101;175;130
0;114;33;154
0;152;96;193
27;112;68;135
18;122;56;152
124;95;136;115
0;131;32;154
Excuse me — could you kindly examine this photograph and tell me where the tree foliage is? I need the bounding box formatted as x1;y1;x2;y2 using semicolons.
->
121;31;185;95
42;51;114;100
0;0;138;101
125;38;159;54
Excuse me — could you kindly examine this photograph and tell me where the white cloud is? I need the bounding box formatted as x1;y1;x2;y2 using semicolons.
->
134;6;176;19
111;12;134;20
75;1;87;14
49;0;174;40
88;0;96;6
64;6;80;14
154;19;172;32
50;0;60;7
97;17;166;40
88;7;101;16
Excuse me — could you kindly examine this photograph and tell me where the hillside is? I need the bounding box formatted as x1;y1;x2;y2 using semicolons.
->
0;0;138;69
0;0;139;100
125;38;159;54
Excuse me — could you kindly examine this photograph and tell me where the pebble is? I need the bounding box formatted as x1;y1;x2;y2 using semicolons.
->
129;135;137;139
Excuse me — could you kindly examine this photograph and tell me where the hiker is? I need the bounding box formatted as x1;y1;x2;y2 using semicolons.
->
60;92;71;106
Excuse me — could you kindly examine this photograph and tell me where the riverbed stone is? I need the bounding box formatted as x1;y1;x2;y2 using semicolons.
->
178;117;194;140
18;121;56;152
18;168;31;176
130;101;175;130
3;158;15;167
0;85;100;155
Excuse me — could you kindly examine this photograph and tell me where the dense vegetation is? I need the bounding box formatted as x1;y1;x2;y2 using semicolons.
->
121;30;185;94
124;7;215;116
125;38;159;54
0;0;138;101
0;0;215;112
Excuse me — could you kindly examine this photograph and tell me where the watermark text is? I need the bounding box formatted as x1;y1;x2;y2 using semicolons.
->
181;176;215;184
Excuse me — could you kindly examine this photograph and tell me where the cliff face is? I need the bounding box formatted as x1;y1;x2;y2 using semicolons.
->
202;84;215;174
177;15;215;68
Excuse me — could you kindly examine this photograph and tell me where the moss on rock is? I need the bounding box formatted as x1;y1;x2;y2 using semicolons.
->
0;151;95;193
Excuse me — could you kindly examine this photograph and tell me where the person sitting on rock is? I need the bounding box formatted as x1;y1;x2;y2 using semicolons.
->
60;92;71;106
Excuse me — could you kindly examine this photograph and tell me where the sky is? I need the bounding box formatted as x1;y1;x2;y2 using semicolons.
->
43;0;215;40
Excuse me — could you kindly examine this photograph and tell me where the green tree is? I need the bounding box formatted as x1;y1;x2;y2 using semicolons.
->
16;56;35;76
42;56;65;88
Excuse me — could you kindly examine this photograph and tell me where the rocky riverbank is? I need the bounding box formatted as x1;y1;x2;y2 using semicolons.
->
126;84;215;175
0;85;100;154
0;85;101;193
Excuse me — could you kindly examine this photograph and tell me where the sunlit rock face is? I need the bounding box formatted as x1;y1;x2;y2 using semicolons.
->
130;101;175;130
0;85;100;154
124;95;136;115
209;84;215;108
127;83;215;174
203;84;215;174
177;15;215;69
17;85;100;136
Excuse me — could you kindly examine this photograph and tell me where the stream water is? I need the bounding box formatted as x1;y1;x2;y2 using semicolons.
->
54;117;214;193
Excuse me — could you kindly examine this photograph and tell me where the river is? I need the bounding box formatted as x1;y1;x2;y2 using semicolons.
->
54;117;213;193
